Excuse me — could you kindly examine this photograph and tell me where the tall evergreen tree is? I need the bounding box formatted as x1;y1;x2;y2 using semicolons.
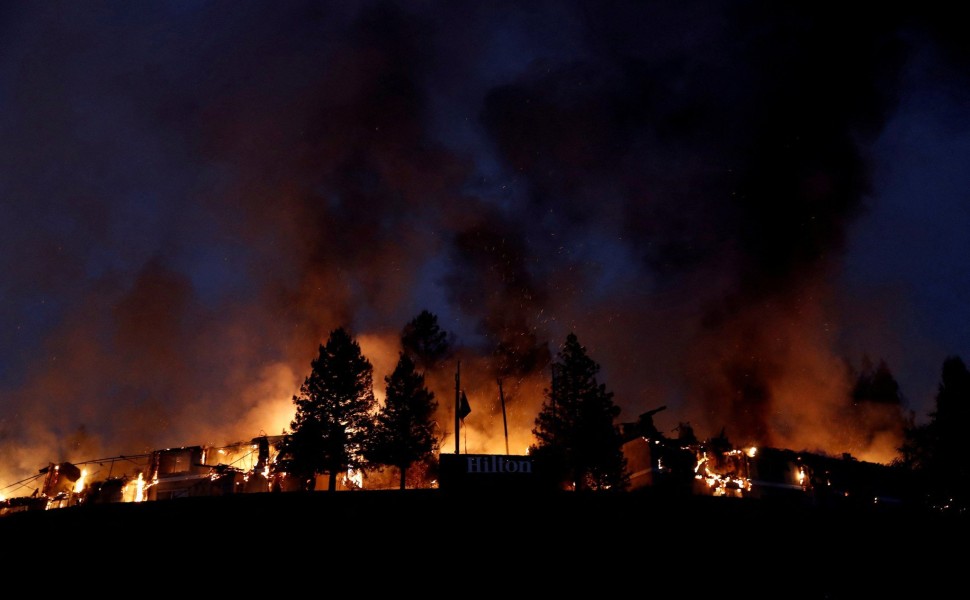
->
849;356;907;456
851;357;903;406
899;355;970;511
366;352;440;489
401;309;452;372
281;327;376;491
530;332;628;491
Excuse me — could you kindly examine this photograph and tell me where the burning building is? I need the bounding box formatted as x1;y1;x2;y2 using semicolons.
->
0;412;925;520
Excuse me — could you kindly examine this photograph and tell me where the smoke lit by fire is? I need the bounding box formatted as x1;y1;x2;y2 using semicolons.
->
2;2;967;491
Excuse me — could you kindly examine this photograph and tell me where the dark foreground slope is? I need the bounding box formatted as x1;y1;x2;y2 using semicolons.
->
1;488;963;596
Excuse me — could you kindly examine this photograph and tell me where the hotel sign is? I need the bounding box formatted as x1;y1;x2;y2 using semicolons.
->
438;453;543;490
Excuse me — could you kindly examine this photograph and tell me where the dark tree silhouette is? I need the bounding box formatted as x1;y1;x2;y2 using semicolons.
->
851;356;903;406
280;327;376;491
401;309;452;372
899;355;970;512
530;332;628;491
849;356;908;454
366;352;440;489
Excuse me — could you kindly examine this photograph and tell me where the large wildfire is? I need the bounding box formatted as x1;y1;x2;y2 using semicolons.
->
4;2;961;499
1;412;912;518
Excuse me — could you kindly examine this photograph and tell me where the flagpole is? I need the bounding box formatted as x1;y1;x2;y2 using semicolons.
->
499;379;509;455
455;360;461;454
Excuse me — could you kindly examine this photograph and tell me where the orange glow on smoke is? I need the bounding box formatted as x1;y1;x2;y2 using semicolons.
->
218;361;301;439
355;333;550;457
684;282;906;466
357;332;401;406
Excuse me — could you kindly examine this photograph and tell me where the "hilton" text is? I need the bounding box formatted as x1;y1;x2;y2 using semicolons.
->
466;455;532;474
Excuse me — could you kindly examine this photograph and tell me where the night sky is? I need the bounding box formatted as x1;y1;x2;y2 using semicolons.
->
2;1;969;488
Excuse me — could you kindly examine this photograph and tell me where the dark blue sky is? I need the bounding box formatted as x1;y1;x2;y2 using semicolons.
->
2;1;968;487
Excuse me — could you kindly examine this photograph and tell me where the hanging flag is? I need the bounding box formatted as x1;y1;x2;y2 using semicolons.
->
459;391;471;421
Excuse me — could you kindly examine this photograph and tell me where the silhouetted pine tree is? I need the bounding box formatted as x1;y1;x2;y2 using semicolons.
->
280;327;376;491
852;357;903;406
531;332;628;491
899;355;970;512
366;352;439;489
849;356;908;455
401;309;452;372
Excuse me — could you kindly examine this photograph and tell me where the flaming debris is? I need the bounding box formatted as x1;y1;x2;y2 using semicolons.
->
126;473;147;503
695;448;752;498
74;469;87;495
0;421;928;519
344;470;364;490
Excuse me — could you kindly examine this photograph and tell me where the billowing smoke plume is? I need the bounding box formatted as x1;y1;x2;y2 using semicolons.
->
1;1;966;490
